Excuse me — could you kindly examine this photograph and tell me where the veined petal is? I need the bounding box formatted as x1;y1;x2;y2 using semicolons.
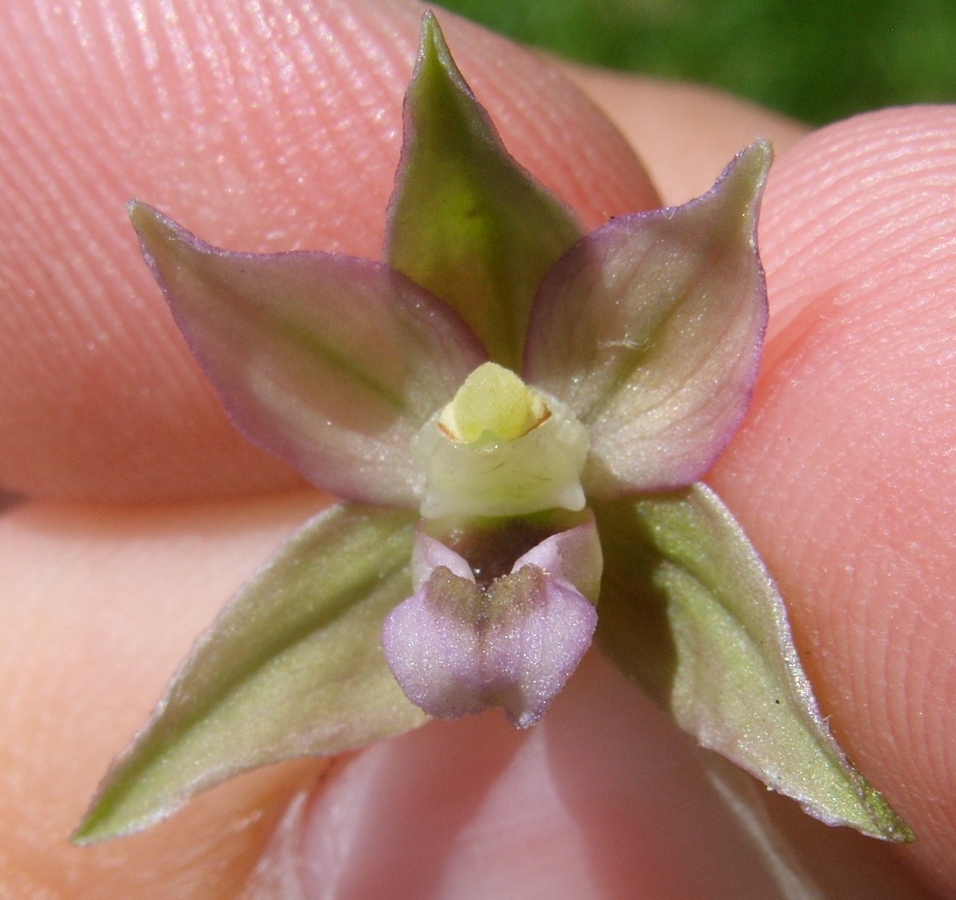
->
384;515;601;727
75;504;427;843
593;484;913;842
525;142;772;497
386;12;582;370
131;203;486;507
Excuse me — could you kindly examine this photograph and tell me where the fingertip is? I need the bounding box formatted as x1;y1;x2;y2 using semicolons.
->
292;650;923;897
711;105;956;895
563;65;809;204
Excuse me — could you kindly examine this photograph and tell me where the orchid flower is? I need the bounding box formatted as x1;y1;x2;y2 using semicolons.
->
75;13;912;845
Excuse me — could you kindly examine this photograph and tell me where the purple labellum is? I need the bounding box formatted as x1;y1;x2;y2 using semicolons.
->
382;564;596;728
383;517;601;727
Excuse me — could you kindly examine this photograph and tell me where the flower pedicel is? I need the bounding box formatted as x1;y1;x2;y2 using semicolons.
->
74;12;912;845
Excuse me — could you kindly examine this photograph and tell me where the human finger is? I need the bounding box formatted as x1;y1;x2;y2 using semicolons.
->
710;105;956;897
0;492;328;897
563;64;809;204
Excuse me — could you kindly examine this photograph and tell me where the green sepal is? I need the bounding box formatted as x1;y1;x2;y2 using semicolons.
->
74;504;427;844
386;12;582;370
593;484;914;842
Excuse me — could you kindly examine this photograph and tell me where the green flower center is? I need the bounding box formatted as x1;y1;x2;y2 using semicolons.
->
417;363;589;519
439;362;548;443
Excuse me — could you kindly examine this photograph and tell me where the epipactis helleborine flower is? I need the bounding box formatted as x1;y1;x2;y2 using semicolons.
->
74;12;913;845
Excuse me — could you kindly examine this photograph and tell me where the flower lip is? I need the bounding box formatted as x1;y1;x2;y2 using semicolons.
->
382;511;602;727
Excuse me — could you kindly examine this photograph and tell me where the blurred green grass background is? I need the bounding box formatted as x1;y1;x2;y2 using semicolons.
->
437;0;956;124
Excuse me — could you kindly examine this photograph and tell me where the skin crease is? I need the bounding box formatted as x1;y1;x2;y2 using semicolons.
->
0;0;953;897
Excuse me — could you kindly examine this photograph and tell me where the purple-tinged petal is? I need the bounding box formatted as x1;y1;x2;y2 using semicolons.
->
411;531;476;588
525;142;772;498
382;564;596;728
594;485;913;842
385;13;582;371
75;504;426;843
513;512;602;603
131;203;486;508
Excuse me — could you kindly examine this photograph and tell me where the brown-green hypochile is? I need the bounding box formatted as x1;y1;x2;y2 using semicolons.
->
74;12;913;846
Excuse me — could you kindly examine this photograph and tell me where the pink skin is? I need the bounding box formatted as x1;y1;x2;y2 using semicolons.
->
0;1;953;897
